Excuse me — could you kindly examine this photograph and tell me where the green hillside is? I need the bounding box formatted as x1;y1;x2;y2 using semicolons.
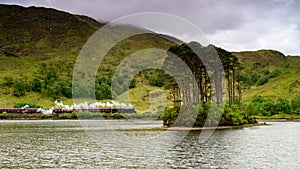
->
0;5;102;56
0;4;176;109
233;50;300;102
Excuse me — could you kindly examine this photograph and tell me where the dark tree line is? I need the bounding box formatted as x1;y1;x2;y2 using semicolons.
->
163;42;211;105
163;42;242;109
215;47;241;108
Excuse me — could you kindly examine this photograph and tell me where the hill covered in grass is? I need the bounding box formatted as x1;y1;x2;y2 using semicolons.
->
233;50;300;102
0;4;176;108
0;4;102;57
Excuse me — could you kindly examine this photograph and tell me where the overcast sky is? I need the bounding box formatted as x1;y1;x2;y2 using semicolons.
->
1;0;300;55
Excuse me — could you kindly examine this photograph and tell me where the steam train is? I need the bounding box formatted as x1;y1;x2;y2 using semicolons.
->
0;108;136;114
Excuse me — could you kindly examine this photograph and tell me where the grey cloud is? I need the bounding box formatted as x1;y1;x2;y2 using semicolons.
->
1;0;297;33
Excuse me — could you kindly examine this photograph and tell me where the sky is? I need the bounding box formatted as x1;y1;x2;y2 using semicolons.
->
1;0;300;55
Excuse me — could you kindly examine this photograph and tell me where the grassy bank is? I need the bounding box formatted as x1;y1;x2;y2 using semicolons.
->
254;114;300;120
0;111;162;120
0;111;126;120
162;123;268;131
0;112;52;120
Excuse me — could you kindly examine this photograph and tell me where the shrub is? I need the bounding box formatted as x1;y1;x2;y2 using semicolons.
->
94;113;101;118
111;112;123;119
3;77;14;87
245;103;255;116
71;112;77;119
262;70;270;75
205;102;223;126
252;95;266;103
250;73;260;85
262;100;276;115
161;107;179;125
95;83;112;100
161;106;198;127
59;80;72;98
58;113;72;119
14;102;42;108
291;96;300;114
269;70;281;78
31;78;42;93
13;80;27;97
77;112;93;119
254;103;268;116
40;114;52;119
41;114;47;119
0;112;8;119
275;98;291;114
129;79;136;88
102;112;107;118
256;76;268;86
149;76;164;87
222;105;244;125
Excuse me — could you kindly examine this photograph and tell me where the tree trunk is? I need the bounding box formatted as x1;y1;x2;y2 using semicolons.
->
232;69;235;104
194;77;199;104
238;77;242;111
227;70;232;107
215;71;223;104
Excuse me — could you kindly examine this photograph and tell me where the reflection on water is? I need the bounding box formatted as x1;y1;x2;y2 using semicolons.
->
0;120;299;168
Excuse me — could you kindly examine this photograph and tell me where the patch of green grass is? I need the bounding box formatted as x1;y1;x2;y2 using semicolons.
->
116;85;173;113
254;114;300;119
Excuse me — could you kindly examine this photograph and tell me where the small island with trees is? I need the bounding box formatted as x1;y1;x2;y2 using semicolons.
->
159;42;257;128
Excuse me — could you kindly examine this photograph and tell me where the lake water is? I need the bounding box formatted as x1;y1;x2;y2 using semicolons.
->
0;120;299;168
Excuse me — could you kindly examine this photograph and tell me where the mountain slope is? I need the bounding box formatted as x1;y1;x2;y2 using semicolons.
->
233;50;300;101
0;4;176;108
0;4;102;57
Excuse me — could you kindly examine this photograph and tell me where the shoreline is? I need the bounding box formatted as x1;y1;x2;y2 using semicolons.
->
256;118;300;122
161;123;268;131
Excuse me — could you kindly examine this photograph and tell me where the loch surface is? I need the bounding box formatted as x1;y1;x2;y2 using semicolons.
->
0;120;299;168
